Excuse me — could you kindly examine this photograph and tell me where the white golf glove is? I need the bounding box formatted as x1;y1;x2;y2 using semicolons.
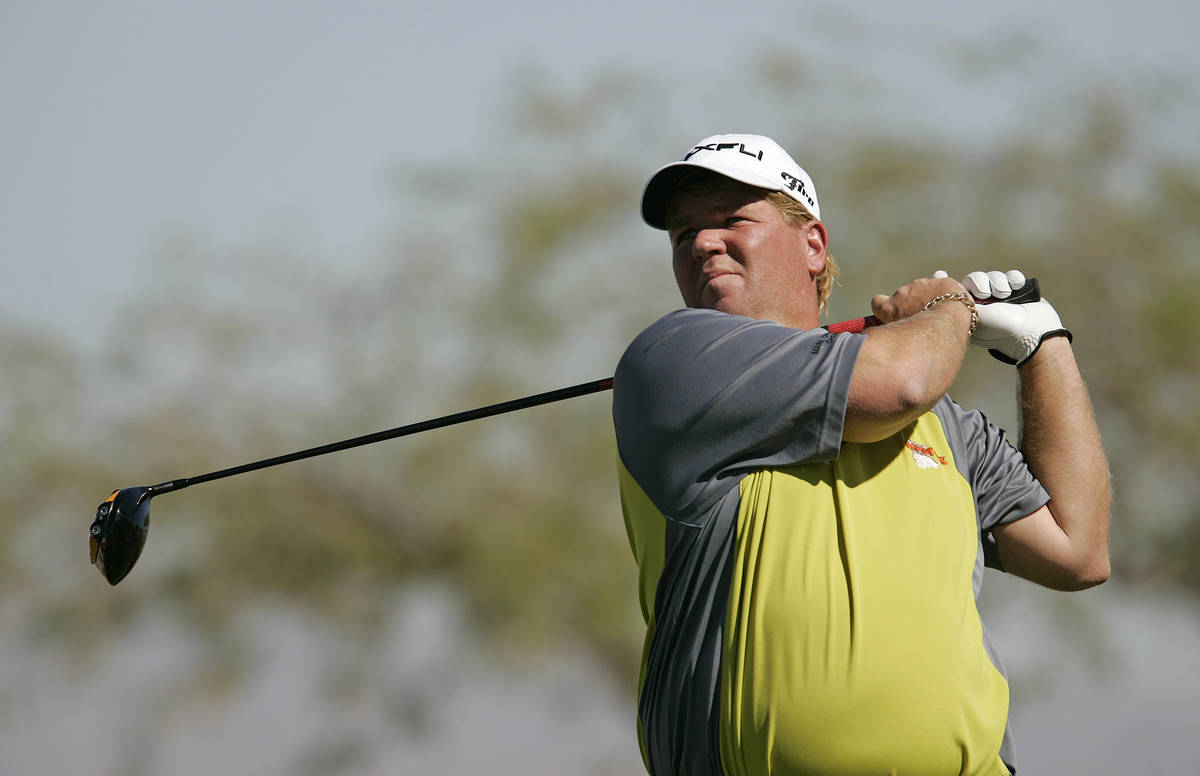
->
960;269;1072;365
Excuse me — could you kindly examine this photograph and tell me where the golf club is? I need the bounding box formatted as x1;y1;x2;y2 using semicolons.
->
90;281;1041;586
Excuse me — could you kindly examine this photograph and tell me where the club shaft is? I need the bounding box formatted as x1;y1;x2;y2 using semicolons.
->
144;306;967;498
148;377;615;496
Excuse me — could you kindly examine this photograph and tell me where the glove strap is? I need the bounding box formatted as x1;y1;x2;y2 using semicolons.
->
990;329;1074;366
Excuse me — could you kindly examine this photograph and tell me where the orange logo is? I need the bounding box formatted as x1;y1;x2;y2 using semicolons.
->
906;440;947;469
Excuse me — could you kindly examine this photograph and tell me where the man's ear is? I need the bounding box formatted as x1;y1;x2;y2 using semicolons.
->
804;220;828;276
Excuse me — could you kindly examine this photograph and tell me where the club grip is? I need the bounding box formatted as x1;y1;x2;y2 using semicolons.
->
826;278;1041;334
998;277;1041;305
826;315;881;334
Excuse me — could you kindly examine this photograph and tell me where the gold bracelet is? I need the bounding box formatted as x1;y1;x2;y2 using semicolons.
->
923;292;979;336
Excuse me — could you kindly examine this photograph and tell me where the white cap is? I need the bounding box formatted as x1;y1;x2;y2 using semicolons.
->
640;133;820;229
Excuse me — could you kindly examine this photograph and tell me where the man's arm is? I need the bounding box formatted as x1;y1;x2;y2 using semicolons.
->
843;276;975;443
613;309;864;515
991;337;1111;590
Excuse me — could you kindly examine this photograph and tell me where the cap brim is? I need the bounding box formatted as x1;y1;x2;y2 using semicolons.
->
640;161;787;230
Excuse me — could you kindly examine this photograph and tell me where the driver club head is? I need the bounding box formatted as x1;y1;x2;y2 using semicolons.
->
90;487;151;585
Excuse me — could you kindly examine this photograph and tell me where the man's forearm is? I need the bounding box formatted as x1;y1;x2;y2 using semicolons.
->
844;301;972;443
844;276;975;444
1017;336;1112;581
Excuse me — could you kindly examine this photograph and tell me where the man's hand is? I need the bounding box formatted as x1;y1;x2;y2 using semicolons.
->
869;275;968;324
962;270;1072;365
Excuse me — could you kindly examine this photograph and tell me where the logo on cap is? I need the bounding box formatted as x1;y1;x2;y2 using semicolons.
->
684;142;765;162
780;172;816;210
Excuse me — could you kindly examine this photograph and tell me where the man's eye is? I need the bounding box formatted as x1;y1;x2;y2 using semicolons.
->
726;216;747;226
673;228;697;247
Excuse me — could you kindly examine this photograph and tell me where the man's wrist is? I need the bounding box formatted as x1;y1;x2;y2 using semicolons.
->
1015;331;1074;371
923;292;979;336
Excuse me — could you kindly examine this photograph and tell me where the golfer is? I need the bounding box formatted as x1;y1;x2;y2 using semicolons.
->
613;133;1110;775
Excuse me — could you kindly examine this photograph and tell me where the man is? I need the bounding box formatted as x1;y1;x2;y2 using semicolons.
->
613;133;1110;775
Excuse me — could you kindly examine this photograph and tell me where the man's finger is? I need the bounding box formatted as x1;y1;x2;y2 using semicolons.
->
987;270;1013;299
870;293;893;321
963;271;991;299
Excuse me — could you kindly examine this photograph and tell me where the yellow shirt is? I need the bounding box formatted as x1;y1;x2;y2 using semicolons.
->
614;309;1046;775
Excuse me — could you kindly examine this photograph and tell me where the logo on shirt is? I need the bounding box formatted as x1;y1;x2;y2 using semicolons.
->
810;331;835;354
906;440;948;469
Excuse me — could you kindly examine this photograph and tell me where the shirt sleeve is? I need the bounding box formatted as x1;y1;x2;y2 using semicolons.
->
613;308;864;521
934;397;1051;569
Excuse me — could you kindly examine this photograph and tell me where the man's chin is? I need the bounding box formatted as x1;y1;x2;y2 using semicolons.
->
706;295;749;317
697;299;780;323
696;289;742;315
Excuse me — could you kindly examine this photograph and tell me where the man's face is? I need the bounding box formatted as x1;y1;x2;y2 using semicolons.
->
666;184;825;328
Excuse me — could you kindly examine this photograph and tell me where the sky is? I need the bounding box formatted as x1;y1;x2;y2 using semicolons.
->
1;0;1197;350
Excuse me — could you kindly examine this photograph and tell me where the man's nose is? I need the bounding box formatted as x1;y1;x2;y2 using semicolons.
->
692;228;724;259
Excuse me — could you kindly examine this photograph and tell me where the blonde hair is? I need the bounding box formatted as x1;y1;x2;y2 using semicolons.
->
763;191;840;312
665;172;840;311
